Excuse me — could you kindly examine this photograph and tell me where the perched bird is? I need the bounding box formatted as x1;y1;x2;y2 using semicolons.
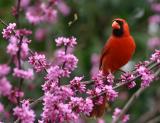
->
90;18;136;117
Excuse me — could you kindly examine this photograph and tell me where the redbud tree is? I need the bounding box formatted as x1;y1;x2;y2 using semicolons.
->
0;0;160;123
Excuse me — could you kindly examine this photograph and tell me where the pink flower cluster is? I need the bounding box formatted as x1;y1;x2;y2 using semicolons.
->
0;64;10;77
2;23;16;39
150;49;160;63
147;37;160;50
8;88;24;104
0;64;12;96
41;86;93;122
13;68;34;80
121;72;136;89
28;52;48;72
0;77;12;96
112;108;130;123
136;64;154;88
7;36;30;60
40;36;93;122
151;3;160;13
55;36;77;47
26;4;57;24
25;0;70;25
2;23;31;61
13;100;35;123
87;71;118;105
90;53;100;77
69;97;93;116
70;76;86;93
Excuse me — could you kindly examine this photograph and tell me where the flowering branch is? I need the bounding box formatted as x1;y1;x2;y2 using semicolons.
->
112;68;160;123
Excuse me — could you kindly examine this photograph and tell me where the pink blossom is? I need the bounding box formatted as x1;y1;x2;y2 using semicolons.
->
104;85;118;101
0;77;12;96
151;3;160;12
58;103;77;122
20;0;30;8
90;53;99;77
147;37;160;50
9;35;18;44
35;28;47;41
21;42;29;59
26;3;58;24
41;4;58;23
92;71;104;88
53;50;78;72
6;42;18;56
13;100;35;123
54;50;66;65
15;29;32;37
64;54;78;71
97;118;105;123
55;36;77;47
106;73;115;85
56;1;70;16
121;72;136;89
8;89;24;104
150;49;160;63
26;6;44;24
28;52;48;72
148;15;160;24
6;36;19;56
13;68;34;80
41;87;76;122
43;66;62;92
0;64;10;77
70;76;86;93
87;87;104;105
112;108;130;123
2;23;16;39
69;97;93;116
136;65;154;88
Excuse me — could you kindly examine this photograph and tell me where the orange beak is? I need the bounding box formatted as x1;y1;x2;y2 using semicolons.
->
112;21;120;29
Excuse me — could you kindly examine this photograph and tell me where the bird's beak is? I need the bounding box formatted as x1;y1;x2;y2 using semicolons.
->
112;21;120;29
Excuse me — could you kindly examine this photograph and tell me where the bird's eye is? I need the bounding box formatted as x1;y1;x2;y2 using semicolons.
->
115;20;123;25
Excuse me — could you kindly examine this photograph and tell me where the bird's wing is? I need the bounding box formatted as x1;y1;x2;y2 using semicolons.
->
99;40;111;69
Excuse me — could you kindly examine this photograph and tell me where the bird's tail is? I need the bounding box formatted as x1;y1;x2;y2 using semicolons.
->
89;95;109;117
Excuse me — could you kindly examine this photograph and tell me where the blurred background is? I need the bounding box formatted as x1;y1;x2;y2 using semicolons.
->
0;0;160;122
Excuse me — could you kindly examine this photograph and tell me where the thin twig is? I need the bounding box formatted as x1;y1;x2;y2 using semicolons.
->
147;115;160;123
112;88;145;123
111;68;160;123
30;96;44;108
15;0;21;28
0;18;8;26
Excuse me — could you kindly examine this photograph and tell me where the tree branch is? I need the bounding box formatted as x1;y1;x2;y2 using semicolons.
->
111;68;160;123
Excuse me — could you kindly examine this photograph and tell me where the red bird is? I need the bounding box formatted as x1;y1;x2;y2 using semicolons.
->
90;18;136;117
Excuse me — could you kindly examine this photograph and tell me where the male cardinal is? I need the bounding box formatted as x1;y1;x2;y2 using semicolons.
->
90;18;136;117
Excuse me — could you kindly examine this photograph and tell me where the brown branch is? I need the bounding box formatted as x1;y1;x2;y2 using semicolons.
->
15;0;21;28
112;87;145;123
137;108;159;123
147;115;160;123
30;96;44;108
